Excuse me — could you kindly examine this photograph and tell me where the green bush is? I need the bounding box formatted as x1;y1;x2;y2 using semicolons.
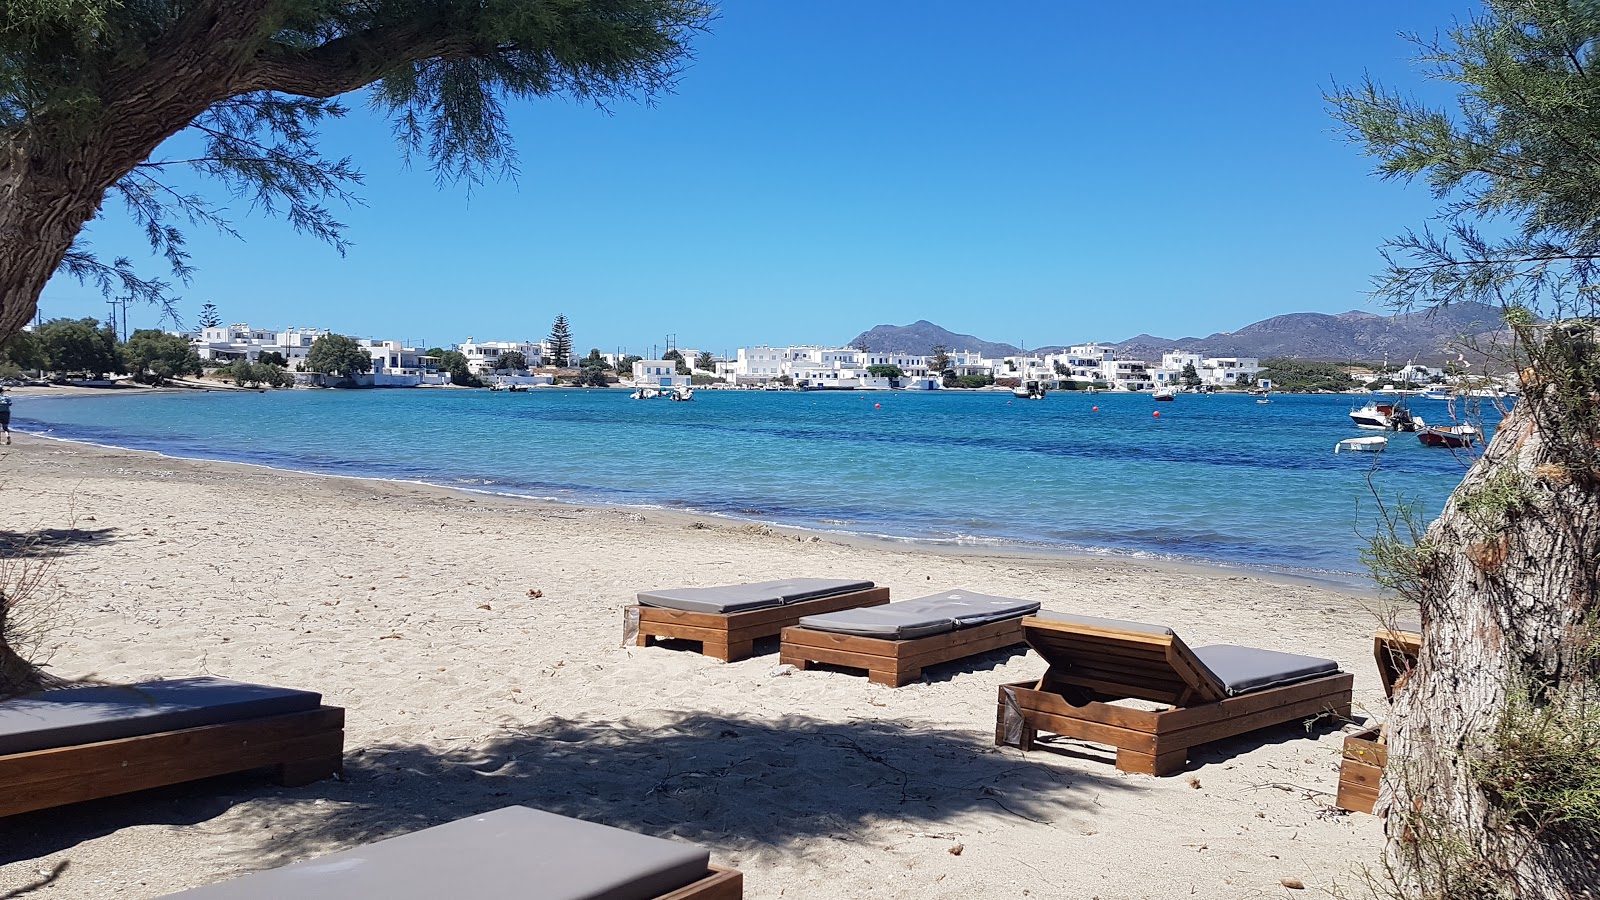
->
954;374;994;389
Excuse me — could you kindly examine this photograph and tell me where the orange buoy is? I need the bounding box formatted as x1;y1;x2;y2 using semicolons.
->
1152;411;1161;418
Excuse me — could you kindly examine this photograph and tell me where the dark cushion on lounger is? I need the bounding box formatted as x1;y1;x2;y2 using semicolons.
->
163;806;712;900
1190;645;1341;696
0;677;322;757
637;577;873;614
1030;610;1175;636
799;590;1039;640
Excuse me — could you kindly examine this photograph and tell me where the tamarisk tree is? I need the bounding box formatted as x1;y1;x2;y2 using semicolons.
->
0;0;711;341
1330;2;1600;894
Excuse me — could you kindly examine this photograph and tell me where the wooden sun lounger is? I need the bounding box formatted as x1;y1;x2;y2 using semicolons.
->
0;679;344;818
629;585;890;663
1336;621;1422;814
780;616;1028;687
996;614;1353;775
163;805;741;899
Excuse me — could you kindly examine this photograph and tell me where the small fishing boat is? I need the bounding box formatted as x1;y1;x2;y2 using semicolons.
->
1256;396;1272;404
669;386;695;401
630;387;663;400
1419;389;1451;401
507;384;528;393
1152;386;1177;401
487;383;505;392
1418;424;1479;449
1013;380;1047;400
1336;436;1388;453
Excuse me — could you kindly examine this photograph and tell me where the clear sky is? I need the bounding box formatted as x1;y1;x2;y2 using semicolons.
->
40;1;1473;356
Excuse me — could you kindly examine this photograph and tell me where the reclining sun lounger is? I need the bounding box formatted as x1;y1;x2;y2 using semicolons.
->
996;612;1352;775
163;805;742;899
0;676;343;818
1337;619;1422;815
628;578;889;662
778;589;1041;686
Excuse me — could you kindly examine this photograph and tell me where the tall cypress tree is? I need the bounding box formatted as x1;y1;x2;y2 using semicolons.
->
547;315;573;368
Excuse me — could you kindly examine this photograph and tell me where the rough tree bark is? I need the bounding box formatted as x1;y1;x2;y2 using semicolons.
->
0;0;487;341
1383;327;1600;897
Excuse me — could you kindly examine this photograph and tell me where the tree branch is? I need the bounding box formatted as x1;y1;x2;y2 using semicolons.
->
237;26;490;99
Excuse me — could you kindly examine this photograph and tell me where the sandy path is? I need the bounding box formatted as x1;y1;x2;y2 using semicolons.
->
0;436;1400;899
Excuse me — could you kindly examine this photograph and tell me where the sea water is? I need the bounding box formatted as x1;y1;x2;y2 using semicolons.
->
10;389;1497;580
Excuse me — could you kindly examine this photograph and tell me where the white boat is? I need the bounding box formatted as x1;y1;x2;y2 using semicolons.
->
1152;386;1177;401
630;387;664;400
1256;397;1272;404
1350;399;1396;429
1336;436;1389;454
1419;390;1451;401
669;386;694;401
1012;379;1047;400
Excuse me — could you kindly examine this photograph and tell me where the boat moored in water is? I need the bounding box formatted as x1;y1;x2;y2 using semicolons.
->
1335;436;1388;453
1012;380;1047;400
1151;386;1177;401
1418;424;1478;448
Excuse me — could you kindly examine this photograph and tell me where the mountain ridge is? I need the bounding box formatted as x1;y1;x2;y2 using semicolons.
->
848;303;1506;364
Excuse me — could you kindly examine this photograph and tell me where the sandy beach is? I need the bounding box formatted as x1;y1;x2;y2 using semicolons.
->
0;435;1400;899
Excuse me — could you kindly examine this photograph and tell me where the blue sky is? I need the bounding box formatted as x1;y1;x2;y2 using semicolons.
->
41;1;1473;356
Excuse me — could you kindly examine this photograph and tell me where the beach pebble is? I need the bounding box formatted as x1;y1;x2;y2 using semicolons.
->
768;664;796;677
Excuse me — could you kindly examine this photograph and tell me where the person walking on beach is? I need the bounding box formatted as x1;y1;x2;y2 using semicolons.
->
0;389;11;445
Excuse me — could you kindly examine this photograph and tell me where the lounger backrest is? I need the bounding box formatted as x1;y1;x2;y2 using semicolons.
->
1023;613;1227;705
1374;623;1422;700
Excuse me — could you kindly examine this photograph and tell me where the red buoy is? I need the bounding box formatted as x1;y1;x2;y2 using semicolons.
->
874;403;881;409
1152;411;1161;418
1092;406;1099;412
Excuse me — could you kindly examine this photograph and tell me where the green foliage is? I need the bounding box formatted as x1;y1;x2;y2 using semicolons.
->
547;316;573;367
661;348;689;375
582;348;612;370
689;373;717;385
617;354;641;375
1258;358;1356;392
437;350;481;387
0;330;44;371
930;345;951;374
196;302;221;329
1180;362;1203;389
954;374;994;389
122;328;201;383
225;360;293;388
694;350;714;371
578;366;609;387
304;333;372;377
1473;679;1600;848
7;1;711;329
1456;468;1533;535
496;350;528;372
1328;0;1600;321
36;317;117;377
866;364;903;379
1360;494;1441;599
256;350;288;367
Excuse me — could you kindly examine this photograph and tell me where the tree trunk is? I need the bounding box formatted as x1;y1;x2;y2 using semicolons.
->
1383;340;1600;896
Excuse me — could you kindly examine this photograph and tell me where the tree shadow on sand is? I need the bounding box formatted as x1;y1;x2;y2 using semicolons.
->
0;527;118;558
5;710;1142;875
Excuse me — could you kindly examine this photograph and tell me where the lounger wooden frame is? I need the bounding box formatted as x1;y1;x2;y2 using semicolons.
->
1334;624;1422;815
778;616;1029;686
995;617;1353;775
1374;624;1423;699
659;866;743;899
0;705;345;818
630;586;891;663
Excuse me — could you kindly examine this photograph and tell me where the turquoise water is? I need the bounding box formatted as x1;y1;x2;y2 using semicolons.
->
9;389;1496;579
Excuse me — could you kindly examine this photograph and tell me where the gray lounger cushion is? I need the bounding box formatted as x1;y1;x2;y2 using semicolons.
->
0;677;322;757
799;590;1040;640
638;577;873;614
1191;645;1341;696
164;806;711;900
1031;610;1176;636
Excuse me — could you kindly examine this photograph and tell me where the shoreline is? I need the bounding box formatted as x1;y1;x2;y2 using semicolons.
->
0;429;1397;899
12;427;1381;597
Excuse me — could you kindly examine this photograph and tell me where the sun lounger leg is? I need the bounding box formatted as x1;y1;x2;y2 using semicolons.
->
869;665;919;687
704;638;754;663
276;755;343;787
1115;747;1187;776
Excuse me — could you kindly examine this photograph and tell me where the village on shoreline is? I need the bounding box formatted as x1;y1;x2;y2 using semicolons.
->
1;314;1518;397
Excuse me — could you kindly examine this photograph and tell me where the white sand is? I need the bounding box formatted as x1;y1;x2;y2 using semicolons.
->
0;436;1399;899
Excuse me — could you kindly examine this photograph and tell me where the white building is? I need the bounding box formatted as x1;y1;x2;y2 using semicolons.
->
456;338;543;375
191;324;330;366
1150;351;1263;389
632;359;691;388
